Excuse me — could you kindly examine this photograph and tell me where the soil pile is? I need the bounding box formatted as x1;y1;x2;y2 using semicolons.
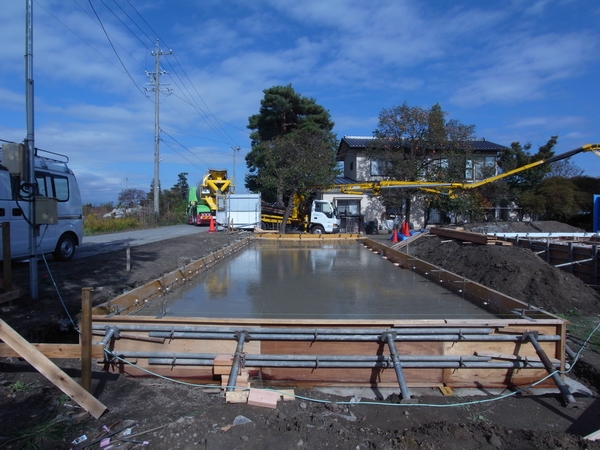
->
407;235;600;315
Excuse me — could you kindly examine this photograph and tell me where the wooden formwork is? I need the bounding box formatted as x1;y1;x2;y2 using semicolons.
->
508;237;599;285
89;236;567;391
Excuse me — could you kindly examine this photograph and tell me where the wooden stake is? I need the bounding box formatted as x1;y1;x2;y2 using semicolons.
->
2;222;11;292
0;319;106;419
126;243;131;271
81;287;93;392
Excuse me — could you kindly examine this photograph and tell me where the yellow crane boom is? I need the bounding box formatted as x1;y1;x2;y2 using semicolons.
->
329;143;600;195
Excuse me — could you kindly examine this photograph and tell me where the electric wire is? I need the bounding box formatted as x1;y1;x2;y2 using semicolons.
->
160;140;206;172
100;321;600;409
118;0;242;149
87;0;146;96
39;1;243;156
40;250;80;334
35;0;132;75
99;0;150;49
160;129;212;167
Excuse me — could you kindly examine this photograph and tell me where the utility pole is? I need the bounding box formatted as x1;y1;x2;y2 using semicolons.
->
232;146;240;194
145;40;171;215
25;0;38;299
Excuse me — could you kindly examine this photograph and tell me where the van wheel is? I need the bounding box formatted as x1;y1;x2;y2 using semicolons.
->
311;225;325;235
53;234;76;261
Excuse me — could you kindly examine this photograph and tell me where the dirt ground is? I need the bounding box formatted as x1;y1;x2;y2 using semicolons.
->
1;223;600;449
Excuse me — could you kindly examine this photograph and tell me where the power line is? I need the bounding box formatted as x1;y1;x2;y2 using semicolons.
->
87;0;146;96
109;0;155;46
160;128;212;167
99;0;150;49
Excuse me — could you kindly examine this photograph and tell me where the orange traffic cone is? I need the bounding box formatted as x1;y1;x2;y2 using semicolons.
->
402;221;410;237
208;216;216;233
392;229;399;243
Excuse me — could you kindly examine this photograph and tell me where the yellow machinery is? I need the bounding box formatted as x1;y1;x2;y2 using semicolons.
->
329;144;600;196
187;170;231;225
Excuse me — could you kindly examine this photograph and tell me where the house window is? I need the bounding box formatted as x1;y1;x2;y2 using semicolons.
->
466;156;496;181
336;199;361;217
370;159;390;176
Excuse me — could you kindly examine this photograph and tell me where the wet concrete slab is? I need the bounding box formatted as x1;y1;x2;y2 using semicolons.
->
140;241;497;320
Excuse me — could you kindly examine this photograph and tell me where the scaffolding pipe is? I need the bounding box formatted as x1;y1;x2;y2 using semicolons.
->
523;332;577;406
382;332;411;400
146;358;550;370
227;331;248;392
99;326;120;347
110;352;493;363
91;325;496;335
145;331;560;342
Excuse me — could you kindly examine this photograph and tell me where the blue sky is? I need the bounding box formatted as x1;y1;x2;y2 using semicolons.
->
1;1;599;205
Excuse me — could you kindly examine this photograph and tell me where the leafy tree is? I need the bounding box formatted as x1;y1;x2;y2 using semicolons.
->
367;102;475;223
519;176;579;222
245;84;335;204
498;136;558;193
480;136;559;219
171;172;189;200
257;129;338;232
548;159;583;178
118;188;146;208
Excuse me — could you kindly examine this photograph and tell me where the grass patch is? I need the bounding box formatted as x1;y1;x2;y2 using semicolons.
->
83;214;141;235
561;310;600;352
8;381;34;393
1;417;85;449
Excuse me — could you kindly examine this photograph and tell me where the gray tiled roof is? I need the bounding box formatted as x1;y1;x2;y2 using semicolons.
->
338;136;508;152
340;136;376;148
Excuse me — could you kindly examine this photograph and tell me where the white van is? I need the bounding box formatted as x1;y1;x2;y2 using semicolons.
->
0;143;83;261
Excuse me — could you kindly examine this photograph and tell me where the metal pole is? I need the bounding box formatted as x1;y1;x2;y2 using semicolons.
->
382;332;411;400
523;332;578;407
25;0;38;299
153;40;160;216
93;324;495;335
226;330;248;392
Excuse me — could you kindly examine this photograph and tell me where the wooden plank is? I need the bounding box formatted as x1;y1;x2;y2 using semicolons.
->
226;391;249;403
0;319;107;419
0;343;104;359
0;288;21;305
247;388;279;408
430;227;496;245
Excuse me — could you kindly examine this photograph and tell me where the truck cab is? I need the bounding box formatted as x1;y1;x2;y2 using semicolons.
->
308;200;340;234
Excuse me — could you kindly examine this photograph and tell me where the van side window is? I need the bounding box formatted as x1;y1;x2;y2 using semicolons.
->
33;172;69;202
52;176;69;201
36;174;47;197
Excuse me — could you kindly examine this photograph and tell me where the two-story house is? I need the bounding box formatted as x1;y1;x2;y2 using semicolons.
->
319;136;509;231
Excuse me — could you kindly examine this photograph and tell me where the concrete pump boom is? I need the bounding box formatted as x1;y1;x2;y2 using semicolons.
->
328;143;600;195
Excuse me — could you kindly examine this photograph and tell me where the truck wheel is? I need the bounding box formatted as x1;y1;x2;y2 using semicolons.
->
311;225;325;235
53;233;76;261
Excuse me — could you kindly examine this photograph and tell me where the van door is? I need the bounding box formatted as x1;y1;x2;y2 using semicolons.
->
0;169;29;259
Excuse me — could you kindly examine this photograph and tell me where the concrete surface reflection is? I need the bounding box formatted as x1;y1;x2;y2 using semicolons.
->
144;241;496;320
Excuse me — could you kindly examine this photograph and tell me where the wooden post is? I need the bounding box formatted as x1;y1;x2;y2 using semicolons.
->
2;222;11;292
126;243;131;272
81;288;93;392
